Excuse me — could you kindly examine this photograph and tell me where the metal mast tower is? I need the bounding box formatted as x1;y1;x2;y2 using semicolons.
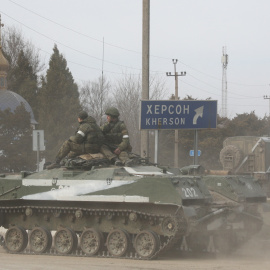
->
221;46;228;117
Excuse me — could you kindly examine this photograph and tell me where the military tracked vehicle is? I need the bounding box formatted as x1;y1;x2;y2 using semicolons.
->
0;156;266;259
178;165;266;253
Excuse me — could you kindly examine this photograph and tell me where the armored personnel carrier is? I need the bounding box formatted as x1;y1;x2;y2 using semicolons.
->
0;156;266;258
178;165;266;253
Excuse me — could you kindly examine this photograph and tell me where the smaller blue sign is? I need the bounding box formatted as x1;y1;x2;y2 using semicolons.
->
189;150;201;157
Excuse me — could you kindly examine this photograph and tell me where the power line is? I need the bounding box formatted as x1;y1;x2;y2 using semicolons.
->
2;0;270;101
178;79;262;100
7;0;143;55
187;73;264;99
0;11;143;72
176;59;267;87
2;11;267;101
5;0;269;88
1;11;170;76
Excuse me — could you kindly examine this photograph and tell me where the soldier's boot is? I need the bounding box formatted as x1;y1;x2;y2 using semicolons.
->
112;157;122;166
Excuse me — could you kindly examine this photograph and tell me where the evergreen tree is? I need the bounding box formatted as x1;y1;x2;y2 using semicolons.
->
227;112;266;136
0;106;36;172
38;45;82;161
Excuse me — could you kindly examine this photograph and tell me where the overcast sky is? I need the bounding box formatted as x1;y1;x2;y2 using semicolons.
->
1;0;270;118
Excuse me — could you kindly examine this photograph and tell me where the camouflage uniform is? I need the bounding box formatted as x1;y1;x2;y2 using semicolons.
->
55;115;104;163
101;118;132;165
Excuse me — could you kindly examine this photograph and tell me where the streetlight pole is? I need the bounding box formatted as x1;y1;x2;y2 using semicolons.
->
166;59;186;167
264;94;270;136
263;95;270;117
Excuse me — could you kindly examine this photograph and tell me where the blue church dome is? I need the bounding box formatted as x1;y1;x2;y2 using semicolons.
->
0;90;38;125
0;15;37;126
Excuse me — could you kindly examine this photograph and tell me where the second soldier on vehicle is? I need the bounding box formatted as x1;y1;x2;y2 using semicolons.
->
47;111;104;169
101;107;133;166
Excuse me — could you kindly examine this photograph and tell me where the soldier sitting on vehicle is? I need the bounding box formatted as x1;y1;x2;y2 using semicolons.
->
100;107;134;166
46;111;105;170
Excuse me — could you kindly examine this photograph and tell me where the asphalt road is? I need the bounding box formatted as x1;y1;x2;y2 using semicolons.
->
0;248;269;270
1;203;270;270
0;235;270;270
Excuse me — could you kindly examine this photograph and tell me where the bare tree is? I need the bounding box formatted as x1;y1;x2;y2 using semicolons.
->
113;73;167;154
2;26;45;75
149;74;167;100
79;76;111;125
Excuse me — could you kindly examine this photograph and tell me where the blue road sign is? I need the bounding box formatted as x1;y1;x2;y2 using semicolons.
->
140;100;217;130
189;150;201;157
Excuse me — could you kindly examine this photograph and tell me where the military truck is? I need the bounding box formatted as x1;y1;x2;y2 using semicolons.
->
219;136;270;196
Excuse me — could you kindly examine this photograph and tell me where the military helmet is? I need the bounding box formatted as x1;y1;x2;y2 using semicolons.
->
105;107;120;117
78;111;88;120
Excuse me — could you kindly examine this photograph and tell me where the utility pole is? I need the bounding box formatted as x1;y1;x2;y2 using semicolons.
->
263;94;270;117
141;0;150;158
221;46;228;118
166;59;186;167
